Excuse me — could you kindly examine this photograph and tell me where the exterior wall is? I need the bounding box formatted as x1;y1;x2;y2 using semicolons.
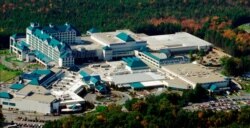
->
103;50;113;61
72;49;97;59
135;51;161;68
62;57;75;67
27;33;60;62
201;81;229;89
162;67;229;89
136;51;190;68
1;98;52;114
50;30;76;45
9;37;29;61
167;46;197;53
198;45;211;52
26;28;32;45
58;58;63;67
109;41;146;58
96;49;103;60
75;36;82;44
160;57;189;65
26;27;74;67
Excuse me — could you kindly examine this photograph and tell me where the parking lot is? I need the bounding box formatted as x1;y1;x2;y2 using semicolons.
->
184;95;250;111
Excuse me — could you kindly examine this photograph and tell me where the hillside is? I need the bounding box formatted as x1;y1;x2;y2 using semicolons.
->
0;0;249;35
0;1;249;53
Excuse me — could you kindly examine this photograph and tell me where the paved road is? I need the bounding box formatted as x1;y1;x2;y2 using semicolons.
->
84;93;99;104
84;91;132;105
112;91;132;105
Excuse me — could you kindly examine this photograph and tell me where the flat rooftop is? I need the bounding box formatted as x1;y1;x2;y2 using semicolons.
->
91;30;144;45
13;93;56;104
108;72;166;85
17;85;48;95
70;36;102;51
14;85;56;103
51;71;85;103
162;63;226;84
83;61;129;80
25;93;55;103
140;32;212;51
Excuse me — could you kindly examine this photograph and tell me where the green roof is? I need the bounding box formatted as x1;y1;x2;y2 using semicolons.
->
102;46;112;50
29;79;40;85
90;77;99;85
80;70;91;81
10;84;25;90
34;50;53;64
32;69;51;75
0;92;12;99
79;70;90;77
139;46;149;52
14;41;30;51
116;32;135;42
210;84;218;91
42;23;79;34
122;57;148;69
143;52;160;61
96;85;104;91
95;84;108;93
88;28;99;33
130;82;144;89
23;69;53;86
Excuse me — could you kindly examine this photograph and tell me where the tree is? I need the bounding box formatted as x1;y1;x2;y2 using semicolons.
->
219;56;249;76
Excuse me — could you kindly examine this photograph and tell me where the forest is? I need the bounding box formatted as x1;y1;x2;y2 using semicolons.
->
43;86;250;128
0;0;249;48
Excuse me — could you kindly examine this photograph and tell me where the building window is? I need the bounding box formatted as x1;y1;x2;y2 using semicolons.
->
2;102;8;105
9;103;16;106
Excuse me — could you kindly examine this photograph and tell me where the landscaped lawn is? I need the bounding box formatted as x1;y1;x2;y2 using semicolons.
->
27;63;44;69
0;64;22;82
5;56;22;62
0;49;10;55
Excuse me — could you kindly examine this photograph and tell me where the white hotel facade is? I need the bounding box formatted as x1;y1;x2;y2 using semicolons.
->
25;23;75;67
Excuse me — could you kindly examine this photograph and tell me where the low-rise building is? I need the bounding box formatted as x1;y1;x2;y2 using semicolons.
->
122;57;148;72
90;30;147;60
0;85;59;114
135;50;190;68
9;34;29;61
140;32;212;53
51;72;86;112
21;69;63;88
162;63;229;89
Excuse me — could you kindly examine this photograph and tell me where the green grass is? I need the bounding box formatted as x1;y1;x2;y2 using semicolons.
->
5;56;22;63
96;106;107;113
0;50;10;55
238;23;250;33
27;63;43;69
0;64;22;82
